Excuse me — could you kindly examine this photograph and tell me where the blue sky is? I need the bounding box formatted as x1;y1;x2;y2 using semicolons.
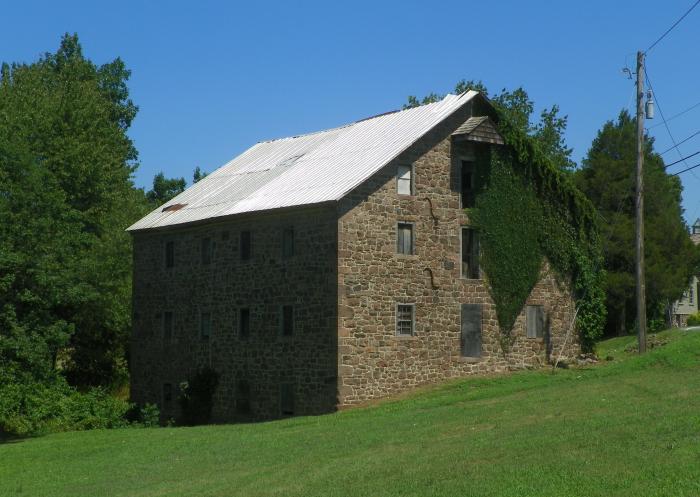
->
2;0;699;224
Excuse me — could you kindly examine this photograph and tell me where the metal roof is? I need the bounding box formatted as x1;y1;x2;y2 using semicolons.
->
128;91;478;232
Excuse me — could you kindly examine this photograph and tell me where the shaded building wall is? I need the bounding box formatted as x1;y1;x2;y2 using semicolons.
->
130;205;338;421
336;104;579;406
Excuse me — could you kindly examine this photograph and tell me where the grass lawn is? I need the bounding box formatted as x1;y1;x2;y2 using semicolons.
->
2;330;700;497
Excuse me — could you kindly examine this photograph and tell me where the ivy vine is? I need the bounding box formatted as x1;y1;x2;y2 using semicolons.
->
471;115;606;353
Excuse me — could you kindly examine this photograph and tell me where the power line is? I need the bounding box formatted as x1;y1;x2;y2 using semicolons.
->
671;161;700;176
645;67;700;181
646;0;700;52
664;150;700;168
660;129;700;154
648;100;700;129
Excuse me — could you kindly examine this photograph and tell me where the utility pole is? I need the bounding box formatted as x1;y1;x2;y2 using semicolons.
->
635;51;647;353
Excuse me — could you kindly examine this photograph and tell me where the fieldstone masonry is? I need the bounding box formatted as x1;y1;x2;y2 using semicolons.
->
131;100;579;421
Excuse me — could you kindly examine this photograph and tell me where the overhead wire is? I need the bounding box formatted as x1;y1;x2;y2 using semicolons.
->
646;0;700;52
659;129;700;154
647;100;700;129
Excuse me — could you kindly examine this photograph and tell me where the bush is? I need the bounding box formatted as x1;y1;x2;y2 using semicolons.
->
688;313;700;327
0;371;132;437
178;367;219;426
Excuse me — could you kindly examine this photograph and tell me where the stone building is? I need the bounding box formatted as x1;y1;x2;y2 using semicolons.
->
671;218;700;327
128;92;579;422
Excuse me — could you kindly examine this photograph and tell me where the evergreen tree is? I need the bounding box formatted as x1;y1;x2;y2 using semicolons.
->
575;111;698;335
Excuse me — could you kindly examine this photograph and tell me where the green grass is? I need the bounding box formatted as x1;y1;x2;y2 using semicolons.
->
2;331;700;497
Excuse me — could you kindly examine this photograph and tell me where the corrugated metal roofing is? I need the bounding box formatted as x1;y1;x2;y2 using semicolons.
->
128;91;478;232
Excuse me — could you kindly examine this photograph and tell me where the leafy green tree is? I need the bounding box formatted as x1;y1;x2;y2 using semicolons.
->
405;80;576;172
0;33;148;389
575;111;698;335
146;172;186;205
193;166;208;183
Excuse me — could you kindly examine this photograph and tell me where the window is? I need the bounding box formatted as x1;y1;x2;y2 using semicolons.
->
282;228;294;258
236;380;251;415
200;311;212;340
165;241;174;268
461;160;475;208
461;228;480;279
280;384;295;416
239;308;250;339
396;304;415;336
163;311;173;343
397;164;414;195
397;222;414;255
163;383;172;408
201;237;212;265
461;304;482;357
526;305;545;339
281;305;294;336
240;231;251;261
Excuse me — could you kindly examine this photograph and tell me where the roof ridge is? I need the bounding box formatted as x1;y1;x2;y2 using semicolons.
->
259;93;462;144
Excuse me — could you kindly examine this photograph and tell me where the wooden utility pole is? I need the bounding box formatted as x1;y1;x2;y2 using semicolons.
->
635;51;647;353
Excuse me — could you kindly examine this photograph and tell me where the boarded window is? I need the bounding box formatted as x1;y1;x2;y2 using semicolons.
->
396;304;415;336
281;305;294;336
397;223;414;255
240;231;251;260
163;311;173;343
461;228;480;279
526;305;545;339
690;286;695;305
165;241;174;268
201;237;212;265
282;228;295;258
397;164;413;195
163;383;172;407
280;384;295;416
461;160;475;208
236;380;251;415
239;308;250;339
200;312;212;340
461;304;482;357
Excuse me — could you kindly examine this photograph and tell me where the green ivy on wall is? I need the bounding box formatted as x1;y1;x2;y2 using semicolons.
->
471;117;606;352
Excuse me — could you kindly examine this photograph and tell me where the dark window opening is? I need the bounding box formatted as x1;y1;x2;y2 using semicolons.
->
461;228;480;279
396;304;414;336
282;228;295;258
165;241;174;268
163;311;173;343
461;304;482;357
397;223;414;255
201;237;212;265
163;383;172;407
236;380;251;415
222;231;230;241
461;160;475;208
239;308;250;339
280;384;295;416
240;231;251;260
281;305;294;336
200;312;212;340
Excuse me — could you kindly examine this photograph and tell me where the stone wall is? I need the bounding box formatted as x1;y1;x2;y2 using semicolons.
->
130;205;338;422
336;104;579;406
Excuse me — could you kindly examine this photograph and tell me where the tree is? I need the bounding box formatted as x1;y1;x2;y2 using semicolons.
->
575;111;698;335
193;166;208;183
405;80;576;172
0;33;148;389
146;172;186;205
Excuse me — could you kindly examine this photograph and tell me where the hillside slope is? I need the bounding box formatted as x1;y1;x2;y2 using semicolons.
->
2;331;700;497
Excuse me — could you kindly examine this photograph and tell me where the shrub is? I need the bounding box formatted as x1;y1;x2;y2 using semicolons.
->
0;371;132;437
688;313;700;327
178;367;219;426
